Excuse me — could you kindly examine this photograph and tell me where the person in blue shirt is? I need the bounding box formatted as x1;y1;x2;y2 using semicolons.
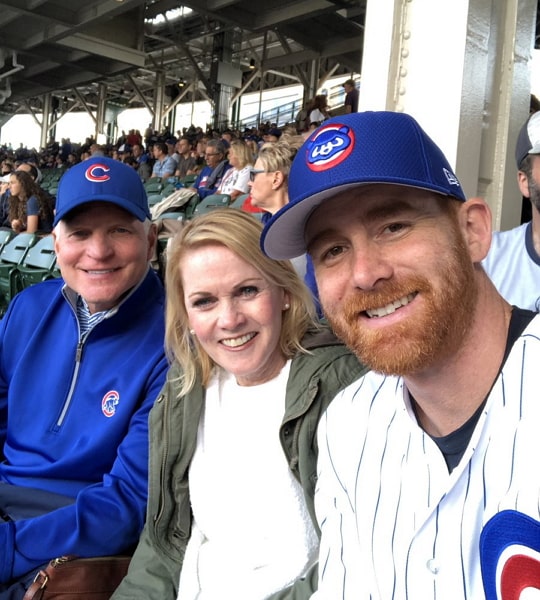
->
0;157;168;598
189;139;231;199
7;170;54;234
151;142;176;180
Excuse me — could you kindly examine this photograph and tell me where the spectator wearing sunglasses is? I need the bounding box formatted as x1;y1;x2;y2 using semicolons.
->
188;139;231;199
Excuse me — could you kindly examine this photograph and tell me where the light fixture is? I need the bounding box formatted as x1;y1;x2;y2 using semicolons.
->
249;58;256;69
178;78;185;88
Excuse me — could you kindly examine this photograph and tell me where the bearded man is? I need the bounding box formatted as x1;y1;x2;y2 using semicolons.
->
482;109;540;310
261;111;540;600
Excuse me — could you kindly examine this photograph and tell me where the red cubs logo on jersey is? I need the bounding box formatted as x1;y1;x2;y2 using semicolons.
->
85;164;111;182
101;390;120;417
305;123;355;172
480;510;540;600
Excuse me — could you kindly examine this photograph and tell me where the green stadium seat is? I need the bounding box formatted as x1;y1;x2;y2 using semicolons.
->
16;235;57;291
192;194;231;217
0;233;38;315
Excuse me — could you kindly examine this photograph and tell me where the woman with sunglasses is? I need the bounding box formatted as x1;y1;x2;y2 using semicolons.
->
248;139;321;314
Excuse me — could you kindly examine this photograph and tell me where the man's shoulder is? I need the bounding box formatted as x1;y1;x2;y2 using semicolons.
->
483;222;530;269
17;276;64;301
489;222;528;250
3;278;65;323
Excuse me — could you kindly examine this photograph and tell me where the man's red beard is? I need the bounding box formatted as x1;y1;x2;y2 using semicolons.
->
324;236;478;376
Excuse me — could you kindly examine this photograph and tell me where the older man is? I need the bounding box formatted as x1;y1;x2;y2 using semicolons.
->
188;139;231;199
262;111;540;600
0;157;168;597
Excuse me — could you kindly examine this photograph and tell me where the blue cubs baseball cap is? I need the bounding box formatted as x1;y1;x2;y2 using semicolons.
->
53;156;150;226
261;111;466;259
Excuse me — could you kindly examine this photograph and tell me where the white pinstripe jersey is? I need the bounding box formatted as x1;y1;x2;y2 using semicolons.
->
312;315;540;600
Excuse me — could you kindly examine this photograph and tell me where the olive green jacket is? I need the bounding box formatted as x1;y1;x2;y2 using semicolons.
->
112;327;367;600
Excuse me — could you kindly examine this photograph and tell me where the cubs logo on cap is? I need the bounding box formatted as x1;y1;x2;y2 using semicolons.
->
261;111;466;260
85;164;111;182
306;123;355;172
53;156;150;226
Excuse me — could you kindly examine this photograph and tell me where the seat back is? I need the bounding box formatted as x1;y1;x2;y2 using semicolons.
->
17;235;57;291
20;235;56;270
230;193;249;209
0;233;38;314
0;233;38;266
192;193;231;217
0;229;15;253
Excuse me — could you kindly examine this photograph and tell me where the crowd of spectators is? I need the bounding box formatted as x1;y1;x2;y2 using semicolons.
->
0;119;304;237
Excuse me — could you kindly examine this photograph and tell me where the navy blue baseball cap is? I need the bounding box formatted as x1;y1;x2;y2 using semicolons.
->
261;111;466;259
53;156;150;227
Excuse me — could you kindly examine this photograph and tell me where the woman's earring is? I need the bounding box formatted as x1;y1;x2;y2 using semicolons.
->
189;329;195;335
283;303;290;310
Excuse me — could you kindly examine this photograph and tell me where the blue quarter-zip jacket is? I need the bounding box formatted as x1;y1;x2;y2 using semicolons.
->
0;269;168;583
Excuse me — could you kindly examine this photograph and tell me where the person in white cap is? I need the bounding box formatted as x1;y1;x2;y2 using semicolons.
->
261;111;540;600
482;110;540;310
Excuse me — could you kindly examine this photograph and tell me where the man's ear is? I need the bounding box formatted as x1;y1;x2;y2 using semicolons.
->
517;170;530;198
146;223;158;260
458;197;493;263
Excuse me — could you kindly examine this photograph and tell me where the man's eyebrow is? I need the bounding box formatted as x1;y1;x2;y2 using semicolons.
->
306;199;420;251
362;199;419;221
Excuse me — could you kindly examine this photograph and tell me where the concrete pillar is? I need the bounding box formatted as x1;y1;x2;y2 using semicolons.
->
40;94;52;150
361;0;536;230
210;31;236;130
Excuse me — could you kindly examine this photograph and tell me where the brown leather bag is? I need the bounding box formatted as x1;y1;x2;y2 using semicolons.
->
22;555;131;600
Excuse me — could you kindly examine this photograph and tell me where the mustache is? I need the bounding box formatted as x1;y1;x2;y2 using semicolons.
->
334;277;429;317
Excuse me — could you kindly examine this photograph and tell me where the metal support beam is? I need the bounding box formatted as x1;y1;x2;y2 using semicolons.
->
96;82;107;139
40;94;51;149
274;30;310;89
163;82;194;118
73;88;97;124
126;74;155;114
153;71;166;131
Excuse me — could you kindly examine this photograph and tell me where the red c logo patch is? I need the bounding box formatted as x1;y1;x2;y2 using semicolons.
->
85;164;111;182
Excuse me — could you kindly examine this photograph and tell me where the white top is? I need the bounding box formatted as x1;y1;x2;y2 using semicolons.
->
482;221;540;311
308;108;326;124
218;165;251;196
178;361;318;600
311;314;540;600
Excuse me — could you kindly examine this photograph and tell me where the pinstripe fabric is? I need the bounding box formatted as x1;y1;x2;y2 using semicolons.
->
312;316;540;600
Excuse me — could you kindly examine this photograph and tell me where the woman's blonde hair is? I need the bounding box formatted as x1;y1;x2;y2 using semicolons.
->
257;138;303;181
229;139;254;169
165;209;317;395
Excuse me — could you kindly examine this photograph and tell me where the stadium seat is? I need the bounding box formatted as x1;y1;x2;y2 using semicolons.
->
0;229;16;253
230;193;249;209
16;235;57;291
0;233;38;315
180;174;197;187
192;194;231;217
144;181;163;194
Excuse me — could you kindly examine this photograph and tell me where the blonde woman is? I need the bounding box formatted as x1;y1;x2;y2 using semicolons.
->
216;139;253;200
248;138;303;217
112;210;366;600
248;138;321;312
